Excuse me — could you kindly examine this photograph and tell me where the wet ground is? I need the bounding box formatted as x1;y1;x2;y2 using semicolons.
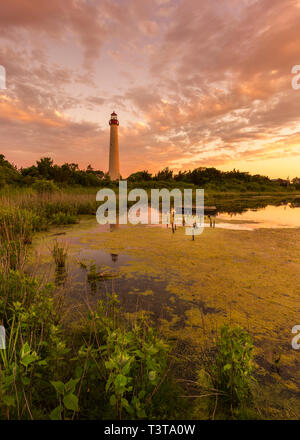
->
27;197;300;417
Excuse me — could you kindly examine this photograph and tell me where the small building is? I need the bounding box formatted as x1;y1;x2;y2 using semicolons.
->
271;178;290;187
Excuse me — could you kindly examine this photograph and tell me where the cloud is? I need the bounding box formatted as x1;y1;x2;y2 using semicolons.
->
0;0;107;66
1;0;300;177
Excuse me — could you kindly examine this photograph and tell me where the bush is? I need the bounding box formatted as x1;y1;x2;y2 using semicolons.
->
33;179;58;194
212;325;255;408
81;296;172;419
50;212;77;225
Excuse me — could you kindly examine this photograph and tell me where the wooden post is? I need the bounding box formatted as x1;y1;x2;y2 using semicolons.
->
192;222;196;240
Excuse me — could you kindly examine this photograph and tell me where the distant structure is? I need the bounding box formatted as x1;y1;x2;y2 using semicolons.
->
271;178;290;187
109;111;120;180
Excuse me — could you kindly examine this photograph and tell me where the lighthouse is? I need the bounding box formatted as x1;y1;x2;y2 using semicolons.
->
109;111;120;180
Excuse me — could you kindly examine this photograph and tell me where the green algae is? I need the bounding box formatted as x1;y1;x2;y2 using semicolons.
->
82;221;300;407
29;215;300;417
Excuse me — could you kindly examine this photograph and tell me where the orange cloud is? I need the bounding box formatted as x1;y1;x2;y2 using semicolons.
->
1;0;300;178
0;98;65;127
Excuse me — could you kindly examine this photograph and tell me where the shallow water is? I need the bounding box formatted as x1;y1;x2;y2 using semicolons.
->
27;196;300;414
217;203;300;229
30;226;195;324
29;198;299;318
110;199;300;231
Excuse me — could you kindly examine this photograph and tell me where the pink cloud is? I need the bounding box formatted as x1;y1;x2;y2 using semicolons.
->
0;0;300;178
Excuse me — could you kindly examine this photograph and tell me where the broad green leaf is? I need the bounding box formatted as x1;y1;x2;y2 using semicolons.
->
3;395;15;407
50;405;63;420
63;393;79;412
20;342;30;358
21;354;38;367
65;378;80;394
51;380;65;395
114;374;127;392
121;397;130;409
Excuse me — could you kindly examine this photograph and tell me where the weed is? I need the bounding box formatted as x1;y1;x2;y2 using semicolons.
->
51;241;68;269
211;325;255;412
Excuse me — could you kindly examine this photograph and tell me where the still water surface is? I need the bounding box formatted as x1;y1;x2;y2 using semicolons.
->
217;203;299;229
30;199;299;309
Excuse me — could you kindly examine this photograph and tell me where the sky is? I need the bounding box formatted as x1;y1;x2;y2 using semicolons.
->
0;0;300;179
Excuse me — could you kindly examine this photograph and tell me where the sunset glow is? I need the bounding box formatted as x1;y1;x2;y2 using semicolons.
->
1;0;300;178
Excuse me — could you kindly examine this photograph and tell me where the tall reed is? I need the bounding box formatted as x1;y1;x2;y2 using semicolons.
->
51;240;68;268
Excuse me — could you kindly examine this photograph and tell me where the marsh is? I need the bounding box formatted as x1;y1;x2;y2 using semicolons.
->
28;197;300;417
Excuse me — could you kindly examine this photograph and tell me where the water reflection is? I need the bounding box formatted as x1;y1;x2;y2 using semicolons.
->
215;195;300;214
110;223;119;232
291;199;300;208
55;266;67;287
105;196;300;230
217;203;300;228
207;215;216;228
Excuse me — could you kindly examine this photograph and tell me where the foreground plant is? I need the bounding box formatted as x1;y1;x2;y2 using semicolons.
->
194;324;256;419
201;324;255;418
51;241;68;269
0;317;41;419
50;378;80;420
80;295;171;419
213;325;255;407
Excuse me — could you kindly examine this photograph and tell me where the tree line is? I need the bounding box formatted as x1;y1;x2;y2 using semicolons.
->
0;154;299;192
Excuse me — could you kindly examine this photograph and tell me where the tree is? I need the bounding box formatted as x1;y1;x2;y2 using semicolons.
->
128;170;152;182
155;167;173;181
36;157;54;179
0;154;21;186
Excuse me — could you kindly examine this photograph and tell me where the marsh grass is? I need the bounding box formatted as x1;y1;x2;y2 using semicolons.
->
0;189;97;274
51;241;68;269
0;187;98;227
0;220;28;272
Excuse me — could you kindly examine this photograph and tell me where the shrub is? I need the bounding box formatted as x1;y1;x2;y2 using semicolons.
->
50;212;77;225
212;325;254;408
33;179;58;194
83;296;171;419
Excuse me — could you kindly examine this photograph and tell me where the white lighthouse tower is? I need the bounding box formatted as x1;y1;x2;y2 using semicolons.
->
109;111;120;181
